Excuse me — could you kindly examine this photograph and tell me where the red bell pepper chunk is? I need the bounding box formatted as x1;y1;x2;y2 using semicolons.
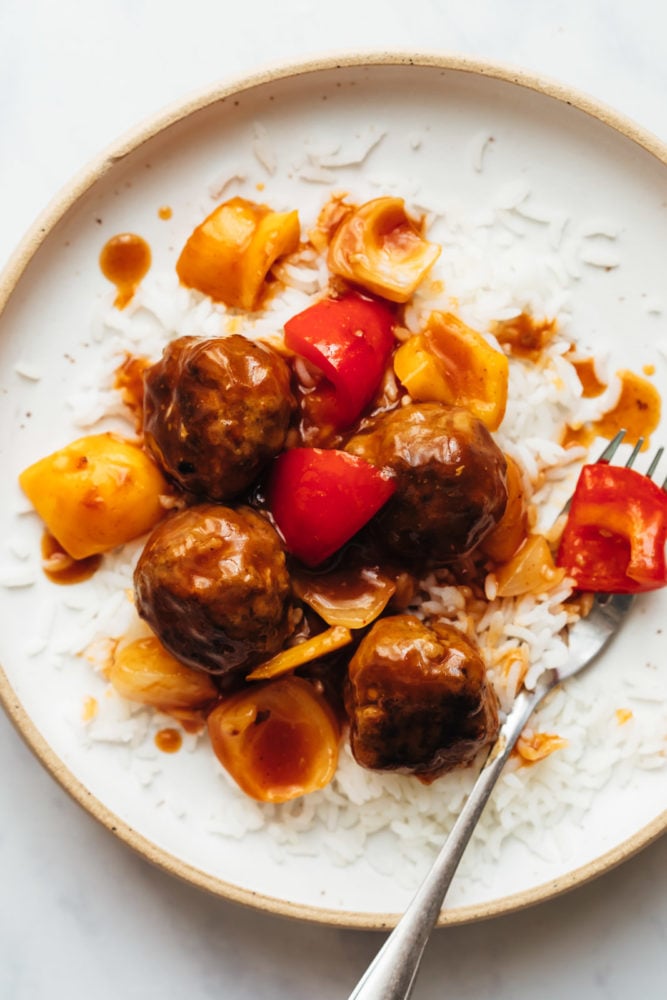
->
284;292;395;429
267;448;396;567
556;463;667;593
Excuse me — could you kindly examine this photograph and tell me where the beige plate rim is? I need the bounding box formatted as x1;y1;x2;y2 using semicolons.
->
1;51;666;929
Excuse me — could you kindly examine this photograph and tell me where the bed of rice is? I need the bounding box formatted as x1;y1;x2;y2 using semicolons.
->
5;131;667;892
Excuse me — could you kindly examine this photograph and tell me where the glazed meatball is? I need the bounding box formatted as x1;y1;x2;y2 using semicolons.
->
345;614;499;780
345;402;507;562
143;334;295;500
134;504;297;678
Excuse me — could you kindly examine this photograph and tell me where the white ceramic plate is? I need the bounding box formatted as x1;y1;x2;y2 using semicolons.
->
1;55;666;928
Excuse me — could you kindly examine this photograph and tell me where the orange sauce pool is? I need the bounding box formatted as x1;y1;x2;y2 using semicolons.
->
155;727;183;753
570;357;607;398
158;205;173;220
494;313;557;361
41;531;102;584
250;718;319;790
99;233;151;308
563;368;661;449
167;709;208;735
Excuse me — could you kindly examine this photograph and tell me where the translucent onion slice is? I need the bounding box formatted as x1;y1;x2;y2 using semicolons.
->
480;454;529;562
327;196;441;303
208;677;340;802
494;534;566;598
109;635;218;712
292;566;397;628
246;625;352;681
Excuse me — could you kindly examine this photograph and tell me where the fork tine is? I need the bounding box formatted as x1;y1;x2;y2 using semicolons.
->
595;428;626;463
559;429;627;517
622;439;667;494
625;438;644;469
646;446;664;479
560;429;663;518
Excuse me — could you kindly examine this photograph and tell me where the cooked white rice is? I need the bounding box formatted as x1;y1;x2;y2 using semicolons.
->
4;138;667;894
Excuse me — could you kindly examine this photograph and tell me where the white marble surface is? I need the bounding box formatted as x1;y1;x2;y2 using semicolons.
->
2;2;667;998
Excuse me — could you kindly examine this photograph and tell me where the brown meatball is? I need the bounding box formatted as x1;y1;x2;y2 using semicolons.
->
143;334;295;499
345;614;499;780
134;504;296;678
345;402;507;562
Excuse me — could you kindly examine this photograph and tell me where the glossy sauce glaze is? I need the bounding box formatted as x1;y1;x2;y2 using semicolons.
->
249;716;317;788
154;727;183;753
41;530;102;584
99;233;151;309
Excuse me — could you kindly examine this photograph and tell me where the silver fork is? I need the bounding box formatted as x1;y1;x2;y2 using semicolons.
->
348;430;665;1000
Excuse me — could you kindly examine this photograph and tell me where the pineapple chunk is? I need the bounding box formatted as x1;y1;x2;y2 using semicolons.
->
394;312;509;430
19;432;168;559
176;196;300;310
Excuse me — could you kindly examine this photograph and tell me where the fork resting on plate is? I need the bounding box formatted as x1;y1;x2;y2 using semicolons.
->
348;430;665;1000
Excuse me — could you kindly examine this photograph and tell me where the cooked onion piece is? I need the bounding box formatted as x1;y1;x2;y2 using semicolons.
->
246;625;352;681
327;196;440;303
493;534;566;598
308;192;355;253
480;455;529;562
19;433;169;560
393;312;509;430
109;636;218;712
292;566;397;628
208;677;340;802
176;196;300;310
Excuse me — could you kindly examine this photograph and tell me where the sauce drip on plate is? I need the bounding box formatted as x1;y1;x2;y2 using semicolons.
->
494;313;557;362
155;727;183;754
100;233;151;308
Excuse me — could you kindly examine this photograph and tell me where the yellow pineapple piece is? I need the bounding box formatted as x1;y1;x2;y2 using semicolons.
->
176;196;300;310
19;432;168;559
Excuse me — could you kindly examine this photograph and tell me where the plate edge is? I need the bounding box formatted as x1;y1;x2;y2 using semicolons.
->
1;49;667;316
2;658;666;929
1;49;666;928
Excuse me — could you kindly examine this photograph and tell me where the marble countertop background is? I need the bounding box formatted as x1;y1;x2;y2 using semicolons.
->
1;2;666;998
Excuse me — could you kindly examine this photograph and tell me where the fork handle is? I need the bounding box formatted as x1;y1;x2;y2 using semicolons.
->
348;681;552;1000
